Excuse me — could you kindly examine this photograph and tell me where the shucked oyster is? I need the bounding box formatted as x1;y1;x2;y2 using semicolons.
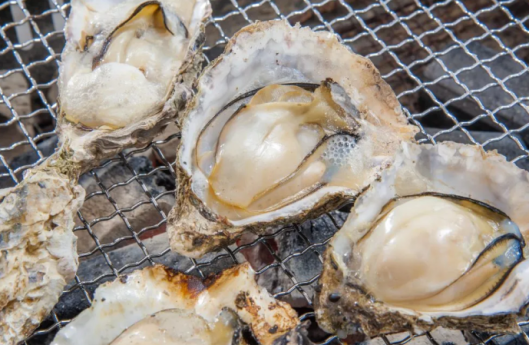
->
0;1;210;344
52;263;308;345
167;20;417;258
316;142;529;337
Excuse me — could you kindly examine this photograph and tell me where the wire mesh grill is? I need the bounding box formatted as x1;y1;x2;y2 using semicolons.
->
1;0;529;344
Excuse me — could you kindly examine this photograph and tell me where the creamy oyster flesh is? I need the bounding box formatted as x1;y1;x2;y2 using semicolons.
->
60;0;193;129
109;309;240;345
354;194;523;312
195;83;361;220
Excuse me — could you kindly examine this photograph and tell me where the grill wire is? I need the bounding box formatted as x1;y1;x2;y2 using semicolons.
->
1;0;529;344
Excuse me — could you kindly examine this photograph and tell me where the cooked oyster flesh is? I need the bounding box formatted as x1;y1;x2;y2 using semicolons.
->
353;193;524;313
109;309;241;345
195;82;363;220
61;0;195;129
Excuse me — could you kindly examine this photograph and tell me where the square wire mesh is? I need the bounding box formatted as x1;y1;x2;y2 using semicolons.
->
1;0;529;344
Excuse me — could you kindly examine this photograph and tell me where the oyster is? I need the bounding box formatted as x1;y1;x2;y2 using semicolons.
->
0;167;84;345
316;142;529;337
167;20;417;258
0;1;211;344
58;0;211;168
52;263;308;345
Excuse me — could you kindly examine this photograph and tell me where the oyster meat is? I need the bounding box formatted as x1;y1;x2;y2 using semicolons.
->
52;263;307;345
316;142;529;337
0;1;210;344
168;20;417;258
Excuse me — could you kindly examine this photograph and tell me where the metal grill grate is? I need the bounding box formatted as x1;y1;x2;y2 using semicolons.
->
1;0;529;344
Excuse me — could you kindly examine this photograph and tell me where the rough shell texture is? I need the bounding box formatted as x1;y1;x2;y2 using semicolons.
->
52;263;306;345
316;142;529;337
0;168;85;345
168;20;417;258
57;0;211;172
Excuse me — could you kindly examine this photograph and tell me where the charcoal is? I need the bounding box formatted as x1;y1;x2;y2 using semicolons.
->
422;42;529;138
254;211;348;308
76;156;176;254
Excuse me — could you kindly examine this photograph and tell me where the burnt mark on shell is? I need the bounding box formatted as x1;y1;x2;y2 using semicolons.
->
155;265;205;297
119;275;128;284
185;275;206;296
235;291;249;309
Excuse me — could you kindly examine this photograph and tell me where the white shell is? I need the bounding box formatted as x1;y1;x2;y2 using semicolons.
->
0;169;85;345
52;263;301;345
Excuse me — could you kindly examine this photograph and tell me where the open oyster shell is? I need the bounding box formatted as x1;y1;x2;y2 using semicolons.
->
52;263;309;345
167;20;418;258
58;0;211;170
316;142;529;337
0;1;211;344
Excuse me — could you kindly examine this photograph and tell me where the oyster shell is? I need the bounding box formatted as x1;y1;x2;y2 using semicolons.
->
0;1;211;343
316;142;529;337
52;263;308;345
0;167;84;345
167;20;417;258
58;0;211;169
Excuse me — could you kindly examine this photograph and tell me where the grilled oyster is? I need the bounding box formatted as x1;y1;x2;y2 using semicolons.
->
167;20;417;258
58;0;211;168
316;142;529;337
0;1;210;344
52;263;308;345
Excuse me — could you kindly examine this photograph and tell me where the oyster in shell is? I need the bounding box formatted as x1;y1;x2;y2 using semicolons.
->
316;142;529;337
0;1;210;344
52;263;308;345
58;0;211;169
167;20;417;258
